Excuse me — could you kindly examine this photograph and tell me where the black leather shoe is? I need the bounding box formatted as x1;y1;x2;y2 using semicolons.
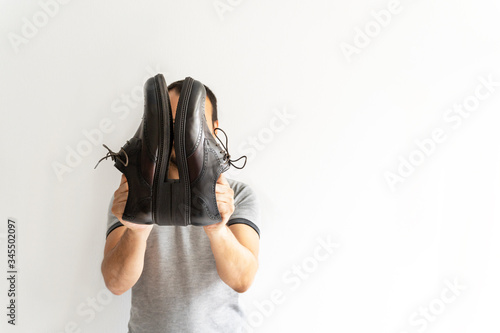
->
95;73;172;225
96;75;245;226
160;77;246;226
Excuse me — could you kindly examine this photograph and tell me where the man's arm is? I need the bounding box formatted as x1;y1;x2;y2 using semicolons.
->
204;175;260;293
101;175;153;295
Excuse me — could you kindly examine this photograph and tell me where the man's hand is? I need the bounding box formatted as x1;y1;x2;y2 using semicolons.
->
203;173;234;234
202;174;260;293
102;174;153;295
112;174;153;234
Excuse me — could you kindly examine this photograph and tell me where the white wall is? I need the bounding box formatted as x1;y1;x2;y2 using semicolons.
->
1;0;500;332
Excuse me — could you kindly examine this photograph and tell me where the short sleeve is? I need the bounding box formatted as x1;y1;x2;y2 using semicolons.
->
106;194;124;239
226;179;261;237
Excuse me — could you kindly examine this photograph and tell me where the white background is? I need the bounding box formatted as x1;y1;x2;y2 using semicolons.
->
1;0;500;332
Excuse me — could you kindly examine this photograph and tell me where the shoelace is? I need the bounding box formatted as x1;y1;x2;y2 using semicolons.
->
214;128;247;169
94;143;129;169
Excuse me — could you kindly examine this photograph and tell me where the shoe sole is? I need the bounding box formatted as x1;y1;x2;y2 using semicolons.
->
173;77;194;226
151;74;172;225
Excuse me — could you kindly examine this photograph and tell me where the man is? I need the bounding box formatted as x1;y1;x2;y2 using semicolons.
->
101;80;261;332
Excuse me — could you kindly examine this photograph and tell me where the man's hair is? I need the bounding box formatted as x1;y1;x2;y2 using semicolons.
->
167;80;218;123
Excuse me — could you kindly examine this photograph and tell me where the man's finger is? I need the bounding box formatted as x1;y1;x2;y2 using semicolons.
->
215;194;232;205
115;186;128;198
215;188;234;203
120;174;127;185
114;192;128;203
118;178;129;191
216;173;229;186
215;183;229;194
217;202;231;216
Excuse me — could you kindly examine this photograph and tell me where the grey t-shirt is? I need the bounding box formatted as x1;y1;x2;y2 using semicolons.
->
105;178;260;333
